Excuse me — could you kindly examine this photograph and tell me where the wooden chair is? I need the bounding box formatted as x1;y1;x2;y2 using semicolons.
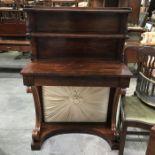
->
119;46;155;155
21;7;132;150
146;125;155;155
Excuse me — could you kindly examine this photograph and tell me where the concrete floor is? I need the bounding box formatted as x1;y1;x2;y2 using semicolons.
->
0;52;148;155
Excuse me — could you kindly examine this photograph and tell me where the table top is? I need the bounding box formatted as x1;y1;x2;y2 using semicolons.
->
21;59;132;78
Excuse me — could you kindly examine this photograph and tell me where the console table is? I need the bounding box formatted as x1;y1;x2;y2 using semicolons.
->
21;7;132;150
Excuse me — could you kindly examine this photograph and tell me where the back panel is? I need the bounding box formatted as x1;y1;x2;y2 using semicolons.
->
25;8;130;60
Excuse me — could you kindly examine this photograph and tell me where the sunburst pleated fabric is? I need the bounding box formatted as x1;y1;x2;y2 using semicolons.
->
42;86;110;122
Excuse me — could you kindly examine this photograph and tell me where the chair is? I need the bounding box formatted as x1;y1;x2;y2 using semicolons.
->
119;46;155;155
146;125;155;155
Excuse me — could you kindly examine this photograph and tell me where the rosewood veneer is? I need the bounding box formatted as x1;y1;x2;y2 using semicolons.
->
21;7;132;150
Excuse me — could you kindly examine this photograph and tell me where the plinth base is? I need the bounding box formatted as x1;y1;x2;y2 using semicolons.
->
31;123;119;150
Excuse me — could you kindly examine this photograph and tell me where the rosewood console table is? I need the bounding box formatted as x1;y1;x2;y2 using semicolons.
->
21;7;132;150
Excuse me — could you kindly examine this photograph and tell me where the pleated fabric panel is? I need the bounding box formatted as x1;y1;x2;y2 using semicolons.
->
42;86;110;122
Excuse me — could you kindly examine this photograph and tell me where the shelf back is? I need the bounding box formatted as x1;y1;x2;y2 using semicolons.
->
25;7;131;61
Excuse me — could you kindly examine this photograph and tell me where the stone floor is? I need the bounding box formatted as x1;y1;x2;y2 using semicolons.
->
0;52;30;69
0;52;148;155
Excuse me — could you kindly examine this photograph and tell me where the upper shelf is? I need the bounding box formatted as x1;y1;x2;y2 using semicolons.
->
24;7;132;13
28;32;128;39
25;7;130;35
25;7;131;61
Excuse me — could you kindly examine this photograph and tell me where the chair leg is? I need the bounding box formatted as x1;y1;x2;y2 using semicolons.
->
119;122;127;155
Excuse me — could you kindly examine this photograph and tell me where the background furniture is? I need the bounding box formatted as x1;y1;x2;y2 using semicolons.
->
88;0;142;25
0;4;31;53
51;0;78;7
119;0;152;65
88;0;126;8
119;0;141;25
147;0;155;18
24;0;79;7
119;46;155;155
21;7;132;150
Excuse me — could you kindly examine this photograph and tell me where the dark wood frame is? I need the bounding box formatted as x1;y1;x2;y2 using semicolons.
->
21;7;132;150
146;125;155;155
119;121;153;155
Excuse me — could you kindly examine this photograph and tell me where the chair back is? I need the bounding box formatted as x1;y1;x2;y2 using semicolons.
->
136;46;155;107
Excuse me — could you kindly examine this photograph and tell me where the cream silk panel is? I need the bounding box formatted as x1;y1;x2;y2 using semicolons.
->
42;86;110;122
